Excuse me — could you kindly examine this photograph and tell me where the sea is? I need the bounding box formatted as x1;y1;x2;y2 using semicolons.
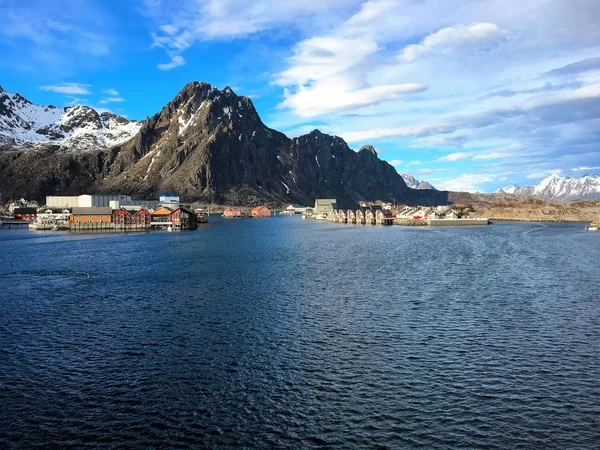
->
1;217;599;449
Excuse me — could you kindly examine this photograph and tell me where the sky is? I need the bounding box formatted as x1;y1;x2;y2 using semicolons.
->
1;0;599;192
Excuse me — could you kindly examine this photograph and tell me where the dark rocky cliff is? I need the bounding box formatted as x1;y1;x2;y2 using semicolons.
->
0;82;448;206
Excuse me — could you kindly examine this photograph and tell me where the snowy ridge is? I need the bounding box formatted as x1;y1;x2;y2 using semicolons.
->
401;173;436;190
495;174;600;200
0;87;140;151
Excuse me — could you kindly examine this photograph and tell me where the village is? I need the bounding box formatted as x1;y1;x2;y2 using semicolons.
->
304;199;491;226
1;194;492;231
0;194;210;231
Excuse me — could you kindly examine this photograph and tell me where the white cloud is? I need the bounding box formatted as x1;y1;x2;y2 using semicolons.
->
158;54;185;70
572;166;600;172
280;78;426;117
437;151;509;162
99;97;125;104
437;152;471;162
159;24;179;35
146;0;357;68
275;36;379;86
414;168;434;175
399;23;506;62
437;173;497;192
39;83;91;95
274;3;428;117
388;159;403;166
103;88;120;96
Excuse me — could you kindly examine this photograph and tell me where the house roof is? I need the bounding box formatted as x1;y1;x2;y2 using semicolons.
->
72;207;113;215
13;207;37;214
171;207;194;215
315;199;337;207
152;207;173;215
251;205;271;212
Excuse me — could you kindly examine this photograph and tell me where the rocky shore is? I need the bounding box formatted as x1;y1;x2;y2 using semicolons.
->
448;192;600;223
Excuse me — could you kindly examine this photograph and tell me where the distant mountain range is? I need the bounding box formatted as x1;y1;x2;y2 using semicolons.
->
0;83;447;207
495;174;600;200
0;86;140;150
401;174;436;190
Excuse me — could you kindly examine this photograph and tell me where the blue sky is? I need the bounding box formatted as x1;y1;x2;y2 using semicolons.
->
1;0;599;192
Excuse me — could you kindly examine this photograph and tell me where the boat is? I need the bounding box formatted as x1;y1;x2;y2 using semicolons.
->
51;224;59;231
586;225;598;231
167;225;173;232
195;208;209;223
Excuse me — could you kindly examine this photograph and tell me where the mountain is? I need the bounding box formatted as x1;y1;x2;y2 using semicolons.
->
495;174;600;200
0;86;140;151
0;82;448;207
401;174;436;190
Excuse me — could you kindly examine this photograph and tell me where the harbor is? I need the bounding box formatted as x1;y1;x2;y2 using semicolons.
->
2;194;210;232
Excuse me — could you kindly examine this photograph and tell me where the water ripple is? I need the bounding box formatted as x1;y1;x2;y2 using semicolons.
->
0;220;599;448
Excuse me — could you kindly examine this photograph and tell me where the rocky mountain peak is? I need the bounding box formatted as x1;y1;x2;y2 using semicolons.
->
164;81;264;141
359;144;377;156
401;173;436;190
12;93;31;105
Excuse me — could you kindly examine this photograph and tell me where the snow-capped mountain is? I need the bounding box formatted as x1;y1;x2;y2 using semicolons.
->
495;174;600;200
401;174;436;190
0;86;140;151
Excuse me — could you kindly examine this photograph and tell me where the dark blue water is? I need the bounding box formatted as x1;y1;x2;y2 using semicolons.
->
1;217;599;448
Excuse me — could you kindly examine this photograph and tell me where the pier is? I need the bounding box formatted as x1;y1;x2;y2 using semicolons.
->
0;218;29;228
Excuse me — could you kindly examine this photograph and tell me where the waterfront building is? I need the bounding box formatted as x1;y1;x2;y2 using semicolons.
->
69;207;113;229
29;209;71;230
355;208;365;224
251;206;272;217
150;207;173;227
109;199;159;210
169;207;197;230
12;207;37;222
159;194;180;208
313;199;337;219
112;207;152;228
223;208;247;218
46;194;133;208
347;209;356;223
286;204;308;214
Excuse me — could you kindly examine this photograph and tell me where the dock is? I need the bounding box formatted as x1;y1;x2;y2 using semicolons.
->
0;218;30;228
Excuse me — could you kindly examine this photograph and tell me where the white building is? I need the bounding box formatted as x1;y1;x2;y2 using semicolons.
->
46;194;133;208
159;194;180;208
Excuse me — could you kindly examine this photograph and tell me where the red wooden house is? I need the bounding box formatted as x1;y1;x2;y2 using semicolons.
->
376;209;395;225
13;207;37;222
169;207;197;230
112;207;151;228
223;208;247;218
251;205;272;217
134;208;151;226
112;207;132;225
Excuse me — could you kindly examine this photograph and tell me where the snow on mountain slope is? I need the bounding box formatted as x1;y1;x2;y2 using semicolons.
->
0;86;140;150
401;173;436;190
496;174;600;200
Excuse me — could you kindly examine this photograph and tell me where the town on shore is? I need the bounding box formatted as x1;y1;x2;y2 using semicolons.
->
0;193;496;231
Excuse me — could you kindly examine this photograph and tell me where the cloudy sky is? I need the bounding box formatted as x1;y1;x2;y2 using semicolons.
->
1;0;599;192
